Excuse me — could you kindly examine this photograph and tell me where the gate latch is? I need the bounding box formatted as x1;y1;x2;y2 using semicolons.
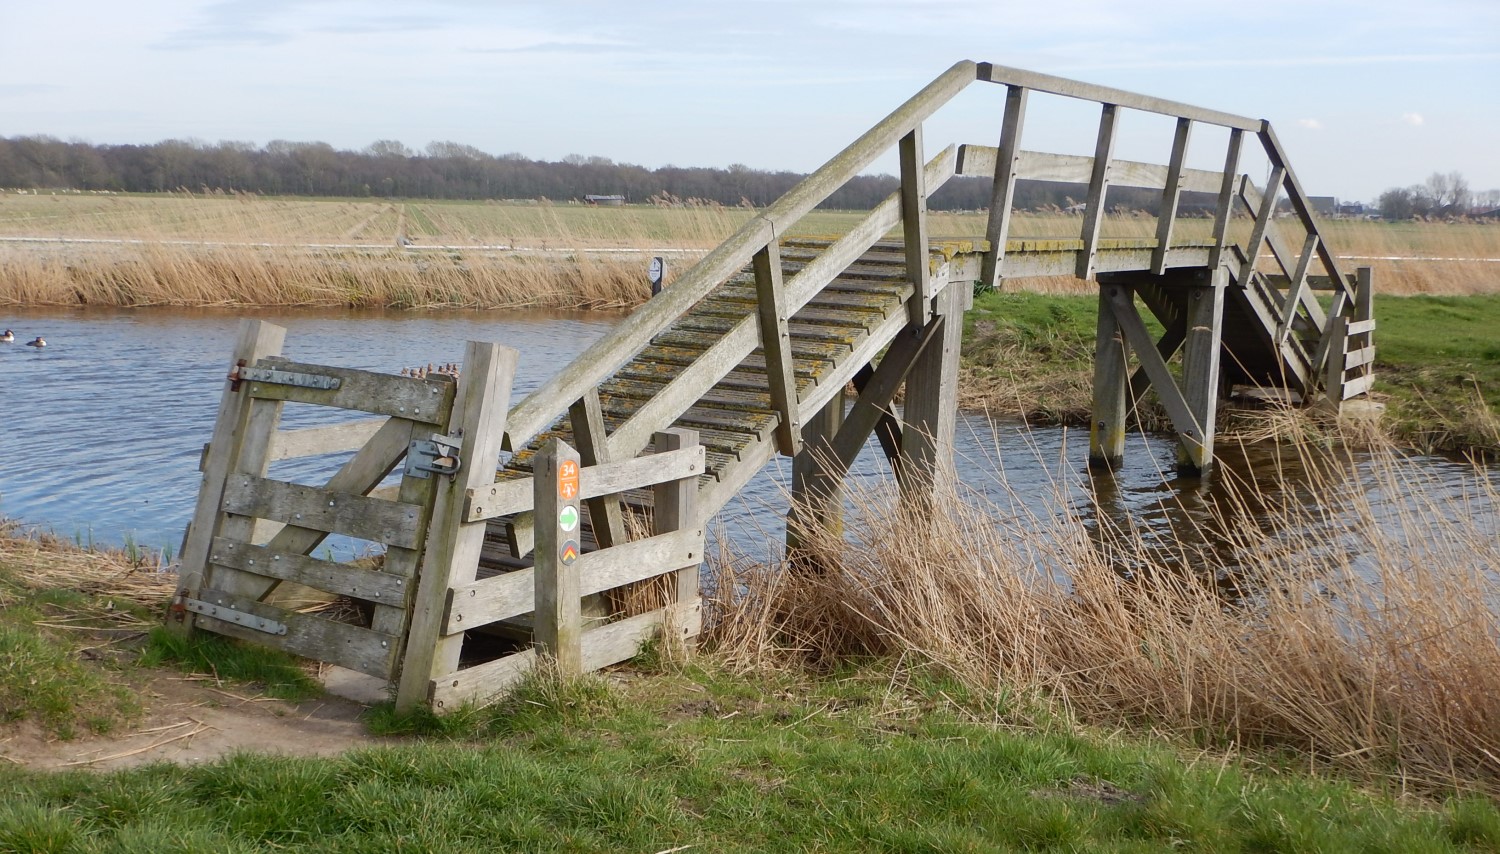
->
407;434;462;478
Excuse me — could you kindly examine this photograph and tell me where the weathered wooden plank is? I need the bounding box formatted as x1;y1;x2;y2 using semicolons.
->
172;320;286;637
977;62;1261;131
1277;232;1320;345
899;284;963;508
268;417;388;462
248;359;455;424
534;439;583;673
1077;103;1119;281
1089;286;1130;469
221;475;423;549
1152;118;1194;274
395;342;518;713
428;599;702;710
1345;319;1376;336
1342;373;1375;399
753;240;802;456
900;125;934;328
1344;346;1377;371
443;529;703;632
209;537;408;602
981;84;1028;290
196;586;398;678
1178;268;1227;472
787;389;846;553
1238;164;1287;285
570;389;627;550
654;430;701;607
464;445;706;523
1208;129;1243;271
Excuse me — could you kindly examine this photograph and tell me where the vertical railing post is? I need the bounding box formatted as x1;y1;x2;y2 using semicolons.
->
1323;314;1349;409
981;85;1029;291
396;341;517;713
1151;117;1193;275
652;429;700;609
753;238;801;457
534;438;583;674
1208;129;1244;272
899;124;933;328
1077;103;1119;281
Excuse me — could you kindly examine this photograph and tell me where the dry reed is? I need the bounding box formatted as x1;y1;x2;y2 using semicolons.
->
705;422;1500;796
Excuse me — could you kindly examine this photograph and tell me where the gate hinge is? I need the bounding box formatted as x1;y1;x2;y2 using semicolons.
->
182;597;288;635
406;433;462;478
238;366;342;390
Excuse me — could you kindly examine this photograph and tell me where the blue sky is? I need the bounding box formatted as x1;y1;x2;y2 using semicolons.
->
3;0;1496;203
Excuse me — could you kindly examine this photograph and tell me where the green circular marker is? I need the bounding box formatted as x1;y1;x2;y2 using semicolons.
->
558;504;579;533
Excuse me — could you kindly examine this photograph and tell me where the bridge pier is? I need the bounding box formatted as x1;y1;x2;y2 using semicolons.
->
1090;267;1228;475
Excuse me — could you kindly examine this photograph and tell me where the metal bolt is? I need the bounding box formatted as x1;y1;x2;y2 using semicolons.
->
328;500;335;507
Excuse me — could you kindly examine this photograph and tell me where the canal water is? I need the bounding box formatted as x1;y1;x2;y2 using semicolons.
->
0;307;1493;575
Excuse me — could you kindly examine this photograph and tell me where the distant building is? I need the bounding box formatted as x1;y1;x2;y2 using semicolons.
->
584;194;626;206
1307;196;1338;217
1337;202;1366;217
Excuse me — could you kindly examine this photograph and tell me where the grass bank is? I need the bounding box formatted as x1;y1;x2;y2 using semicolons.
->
961;290;1500;457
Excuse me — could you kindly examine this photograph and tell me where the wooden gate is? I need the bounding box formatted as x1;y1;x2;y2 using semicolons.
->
170;320;458;682
174;320;707;709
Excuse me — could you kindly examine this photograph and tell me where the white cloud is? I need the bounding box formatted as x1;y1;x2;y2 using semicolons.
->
1297;118;1323;130
1401;112;1425;126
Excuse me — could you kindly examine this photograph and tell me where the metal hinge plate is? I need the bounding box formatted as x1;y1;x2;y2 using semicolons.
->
183;598;288;635
406;434;462;478
239;366;342;390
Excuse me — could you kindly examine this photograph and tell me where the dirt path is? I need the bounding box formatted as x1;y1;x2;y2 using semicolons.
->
1;669;391;772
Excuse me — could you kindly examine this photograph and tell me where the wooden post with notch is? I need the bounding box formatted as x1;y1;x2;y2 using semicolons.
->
1089;285;1130;469
534;438;583;674
900;124;933;328
898;282;963;510
981;84;1028;291
1077;103;1119;281
1177;266;1227;473
652;429;700;610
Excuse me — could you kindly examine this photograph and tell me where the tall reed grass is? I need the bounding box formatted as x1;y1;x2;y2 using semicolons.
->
706;422;1500;796
1;193;1493;307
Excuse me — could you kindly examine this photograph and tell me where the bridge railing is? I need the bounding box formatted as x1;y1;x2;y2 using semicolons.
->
500;60;1360;466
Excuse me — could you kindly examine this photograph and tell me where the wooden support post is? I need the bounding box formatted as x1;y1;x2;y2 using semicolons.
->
395;342;517;713
753;239;802;457
1103;287;1206;467
569;390;626;549
981;84;1029;291
1208;129;1244;272
652;429;701;608
169;319;286;637
1151;117;1193;274
832;321;942;482
1178;267;1227;473
1323;314;1349;409
900;125;933;328
898;283;963;509
1089;285;1130;469
852;364;904;474
534;438;583;674
787;388;846;556
1077;103;1119;281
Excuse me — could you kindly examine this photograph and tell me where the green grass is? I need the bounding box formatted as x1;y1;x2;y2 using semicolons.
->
0;567;141;739
138;626;322;702
2;663;1498;852
1367;294;1500;453
958;290;1500;454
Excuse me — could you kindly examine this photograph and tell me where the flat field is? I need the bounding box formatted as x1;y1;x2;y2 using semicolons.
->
1;192;1495;307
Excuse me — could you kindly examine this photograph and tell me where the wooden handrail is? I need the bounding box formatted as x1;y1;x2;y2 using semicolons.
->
501;60;980;451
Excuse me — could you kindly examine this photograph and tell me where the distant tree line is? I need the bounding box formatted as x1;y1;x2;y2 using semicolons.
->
1377;171;1500;220
0;135;1182;213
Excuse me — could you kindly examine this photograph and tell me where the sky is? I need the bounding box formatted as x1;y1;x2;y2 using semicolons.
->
2;0;1497;204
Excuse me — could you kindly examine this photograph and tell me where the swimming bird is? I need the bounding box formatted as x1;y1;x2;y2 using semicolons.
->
0;329;13;343
25;336;45;348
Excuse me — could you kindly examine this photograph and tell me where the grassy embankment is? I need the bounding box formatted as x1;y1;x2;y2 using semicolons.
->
962;290;1500;456
3;415;1500;849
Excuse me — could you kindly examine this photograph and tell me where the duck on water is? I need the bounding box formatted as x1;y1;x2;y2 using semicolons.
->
25;336;45;348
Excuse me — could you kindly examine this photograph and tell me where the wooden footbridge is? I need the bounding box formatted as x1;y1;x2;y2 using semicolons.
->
170;61;1375;712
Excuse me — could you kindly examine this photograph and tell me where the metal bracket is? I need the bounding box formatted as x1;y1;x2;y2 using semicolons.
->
406;434;462;478
239;366;342;390
182;598;288;635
